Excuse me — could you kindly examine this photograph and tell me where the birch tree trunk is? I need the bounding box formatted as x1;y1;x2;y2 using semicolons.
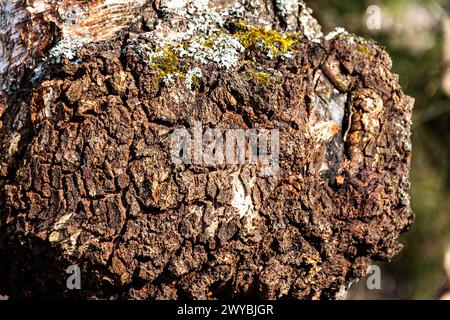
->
0;0;414;299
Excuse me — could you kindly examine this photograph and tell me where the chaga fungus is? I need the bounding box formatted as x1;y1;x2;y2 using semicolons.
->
0;0;414;299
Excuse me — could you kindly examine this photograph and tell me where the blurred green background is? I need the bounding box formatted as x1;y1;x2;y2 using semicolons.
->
306;0;450;299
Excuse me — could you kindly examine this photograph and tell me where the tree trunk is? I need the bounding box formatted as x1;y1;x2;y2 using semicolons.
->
0;0;414;299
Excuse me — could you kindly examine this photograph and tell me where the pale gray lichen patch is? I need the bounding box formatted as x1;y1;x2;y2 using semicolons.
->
125;0;247;82
177;34;245;69
49;38;87;63
325;27;348;41
162;73;176;85
291;1;323;40
161;0;210;14
275;0;297;18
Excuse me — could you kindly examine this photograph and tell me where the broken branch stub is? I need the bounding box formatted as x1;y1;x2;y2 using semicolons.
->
0;0;414;299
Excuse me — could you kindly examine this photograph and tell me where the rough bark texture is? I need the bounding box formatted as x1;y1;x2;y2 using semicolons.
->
0;0;414;299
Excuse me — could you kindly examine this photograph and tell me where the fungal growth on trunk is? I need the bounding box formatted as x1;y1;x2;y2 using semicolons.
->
0;0;414;299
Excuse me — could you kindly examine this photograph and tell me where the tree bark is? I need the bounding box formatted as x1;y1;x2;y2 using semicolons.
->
0;0;414;299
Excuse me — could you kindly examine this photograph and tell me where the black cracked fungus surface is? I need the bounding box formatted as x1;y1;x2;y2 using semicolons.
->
0;25;413;299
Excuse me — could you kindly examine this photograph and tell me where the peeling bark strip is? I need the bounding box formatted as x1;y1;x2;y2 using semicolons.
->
0;1;414;299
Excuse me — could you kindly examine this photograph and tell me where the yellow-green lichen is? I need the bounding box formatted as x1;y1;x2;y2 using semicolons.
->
150;46;186;82
303;252;323;285
190;75;201;91
246;70;271;85
202;38;215;48
231;22;298;58
356;44;374;61
244;62;282;86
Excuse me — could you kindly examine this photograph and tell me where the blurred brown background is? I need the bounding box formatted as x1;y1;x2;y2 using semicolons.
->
306;0;450;299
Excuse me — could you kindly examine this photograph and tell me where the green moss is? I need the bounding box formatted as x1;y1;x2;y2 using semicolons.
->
231;22;298;58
